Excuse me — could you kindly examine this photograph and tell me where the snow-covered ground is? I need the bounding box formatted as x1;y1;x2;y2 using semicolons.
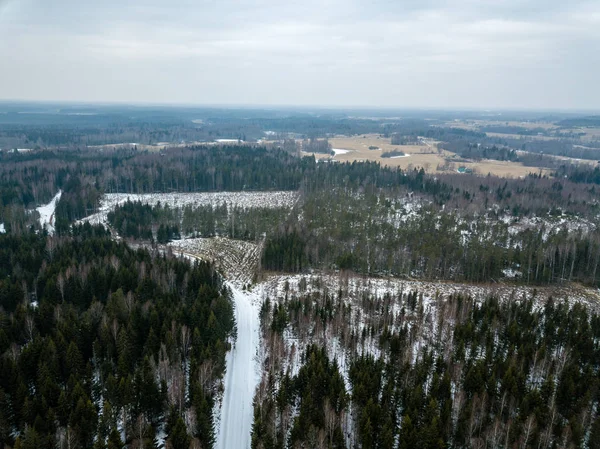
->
390;154;411;158
502;268;523;278
0;223;5;234
36;190;62;235
257;271;600;381
502;214;596;240
216;283;261;449
78;191;299;227
260;272;600;311
333;148;350;155
253;269;600;443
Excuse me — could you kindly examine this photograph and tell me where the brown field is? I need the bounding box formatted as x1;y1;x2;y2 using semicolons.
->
327;134;449;171
449;159;551;177
309;134;553;178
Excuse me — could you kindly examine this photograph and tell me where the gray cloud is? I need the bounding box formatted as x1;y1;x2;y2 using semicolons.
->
0;0;598;109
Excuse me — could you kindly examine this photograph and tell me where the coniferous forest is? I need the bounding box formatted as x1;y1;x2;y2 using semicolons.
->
0;225;234;449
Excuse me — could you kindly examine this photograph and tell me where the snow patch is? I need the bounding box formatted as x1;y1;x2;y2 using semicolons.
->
333;148;350;155
36;190;62;235
502;268;522;278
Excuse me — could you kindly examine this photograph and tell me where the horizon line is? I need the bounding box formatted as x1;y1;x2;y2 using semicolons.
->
0;98;598;115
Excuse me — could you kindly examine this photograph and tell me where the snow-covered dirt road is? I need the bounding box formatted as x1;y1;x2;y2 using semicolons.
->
216;284;260;449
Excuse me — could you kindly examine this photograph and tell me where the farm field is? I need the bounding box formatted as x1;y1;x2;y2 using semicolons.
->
310;134;555;177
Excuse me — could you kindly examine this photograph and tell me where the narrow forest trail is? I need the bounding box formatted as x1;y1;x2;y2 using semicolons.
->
145;239;263;448
216;283;260;449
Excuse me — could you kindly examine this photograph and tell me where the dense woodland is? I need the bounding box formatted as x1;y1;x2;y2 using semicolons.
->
262;186;600;285
301;138;333;154
557;165;600;186
254;279;600;449
107;200;287;242
0;226;235;449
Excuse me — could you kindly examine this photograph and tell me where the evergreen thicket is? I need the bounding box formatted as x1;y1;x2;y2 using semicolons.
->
0;225;234;449
107;200;287;242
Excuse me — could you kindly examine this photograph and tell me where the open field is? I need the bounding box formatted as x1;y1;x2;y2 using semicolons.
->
330;134;447;171
304;134;554;177
447;158;552;177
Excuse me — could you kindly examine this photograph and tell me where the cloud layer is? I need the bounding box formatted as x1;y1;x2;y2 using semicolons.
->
0;0;598;109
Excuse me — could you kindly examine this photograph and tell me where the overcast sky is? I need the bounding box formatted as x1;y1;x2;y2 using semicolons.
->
0;0;598;110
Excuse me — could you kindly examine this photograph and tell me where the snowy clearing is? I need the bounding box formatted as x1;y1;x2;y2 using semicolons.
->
36;190;62;235
77;191;299;227
259;272;600;315
0;223;5;234
390;153;411;158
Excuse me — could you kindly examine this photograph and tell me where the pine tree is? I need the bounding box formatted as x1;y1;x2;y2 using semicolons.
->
169;416;191;449
107;427;124;449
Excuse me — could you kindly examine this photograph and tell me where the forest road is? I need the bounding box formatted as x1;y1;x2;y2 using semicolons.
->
216;283;260;449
